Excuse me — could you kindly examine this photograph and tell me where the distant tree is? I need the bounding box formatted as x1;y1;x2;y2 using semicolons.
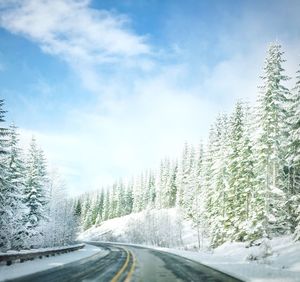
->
156;158;171;209
132;174;144;212
74;198;82;217
124;182;133;215
95;189;104;225
167;161;178;208
102;189;110;221
175;142;190;208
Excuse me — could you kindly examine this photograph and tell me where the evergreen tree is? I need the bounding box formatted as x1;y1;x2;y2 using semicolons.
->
156;158;171;209
226;102;255;241
90;193;99;225
82;195;92;230
204;115;230;246
132;174;144;212
167;161;178;208
202;126;216;238
182;144;196;214
142;170;156;208
24;137;48;244
287;65;300;239
0;99;8;156
4;125;28;249
189;142;206;249
0;101;10;250
102;189;110;221
124;182;133;215
74;198;82;218
252;44;290;239
175;142;190;208
115;180;125;217
95;189;104;225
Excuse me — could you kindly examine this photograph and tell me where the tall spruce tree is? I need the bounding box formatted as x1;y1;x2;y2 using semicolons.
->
225;102;255;241
4;125;28;249
0;100;10;251
189;142;206;249
204;115;230;247
24;137;48;244
287;66;300;240
252;44;290;239
182;144;196;216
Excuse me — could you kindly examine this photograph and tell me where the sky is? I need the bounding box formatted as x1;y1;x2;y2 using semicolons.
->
0;0;299;196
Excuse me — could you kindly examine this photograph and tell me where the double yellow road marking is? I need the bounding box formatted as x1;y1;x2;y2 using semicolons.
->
111;247;136;282
124;249;136;282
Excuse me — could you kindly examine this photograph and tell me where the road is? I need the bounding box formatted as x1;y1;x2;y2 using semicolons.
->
7;242;243;282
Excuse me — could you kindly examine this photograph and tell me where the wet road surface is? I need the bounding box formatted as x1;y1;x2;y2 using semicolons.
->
6;242;243;282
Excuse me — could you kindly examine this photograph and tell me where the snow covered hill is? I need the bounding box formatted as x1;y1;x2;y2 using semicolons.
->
78;208;204;249
79;208;300;282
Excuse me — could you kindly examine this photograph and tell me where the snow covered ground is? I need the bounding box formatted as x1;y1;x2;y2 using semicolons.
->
79;209;300;282
0;244;106;281
155;235;300;282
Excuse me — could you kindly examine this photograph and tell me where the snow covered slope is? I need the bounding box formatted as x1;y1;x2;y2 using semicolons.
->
78;208;203;249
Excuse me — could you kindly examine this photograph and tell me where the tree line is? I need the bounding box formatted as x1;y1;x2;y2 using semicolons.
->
77;44;300;248
0;104;78;252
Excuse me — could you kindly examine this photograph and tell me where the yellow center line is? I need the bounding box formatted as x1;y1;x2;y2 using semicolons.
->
124;250;136;282
111;247;130;282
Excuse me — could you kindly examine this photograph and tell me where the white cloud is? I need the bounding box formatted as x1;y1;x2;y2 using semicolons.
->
0;0;151;93
0;0;149;58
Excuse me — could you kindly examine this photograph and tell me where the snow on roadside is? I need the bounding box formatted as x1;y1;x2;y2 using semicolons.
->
154;235;300;282
0;244;107;281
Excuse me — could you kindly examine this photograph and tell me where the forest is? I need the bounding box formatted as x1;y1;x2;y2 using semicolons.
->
1;43;299;252
0;106;78;252
76;44;300;248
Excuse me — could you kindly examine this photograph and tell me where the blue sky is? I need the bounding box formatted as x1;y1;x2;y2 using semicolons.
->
0;0;299;195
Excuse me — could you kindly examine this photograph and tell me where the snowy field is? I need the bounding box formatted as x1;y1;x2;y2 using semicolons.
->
0;244;106;281
79;209;300;282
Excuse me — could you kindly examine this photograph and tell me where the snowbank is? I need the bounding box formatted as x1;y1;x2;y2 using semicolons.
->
0;244;106;281
154;235;300;281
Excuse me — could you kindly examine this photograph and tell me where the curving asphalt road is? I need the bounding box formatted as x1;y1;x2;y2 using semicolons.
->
6;242;243;282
